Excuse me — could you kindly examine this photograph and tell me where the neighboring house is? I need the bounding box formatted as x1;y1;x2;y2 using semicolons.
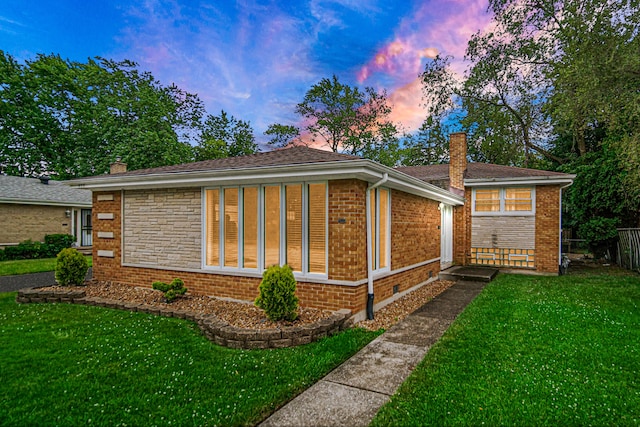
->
0;175;93;249
68;134;574;319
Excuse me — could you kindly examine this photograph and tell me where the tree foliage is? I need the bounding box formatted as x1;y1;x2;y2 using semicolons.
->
264;123;302;148
265;75;401;166
0;52;204;178
193;110;257;161
415;0;640;239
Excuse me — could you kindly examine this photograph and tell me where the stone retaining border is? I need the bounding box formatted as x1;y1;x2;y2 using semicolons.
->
16;288;352;350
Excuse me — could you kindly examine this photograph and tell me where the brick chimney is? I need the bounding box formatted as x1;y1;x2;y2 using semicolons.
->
449;132;467;195
110;157;127;174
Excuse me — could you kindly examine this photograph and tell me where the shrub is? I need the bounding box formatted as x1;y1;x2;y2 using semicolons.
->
44;234;75;254
152;278;187;303
0;234;74;261
578;217;620;259
255;265;299;321
55;248;89;286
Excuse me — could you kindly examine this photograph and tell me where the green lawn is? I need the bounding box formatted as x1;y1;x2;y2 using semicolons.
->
0;256;92;276
372;270;640;426
0;293;379;426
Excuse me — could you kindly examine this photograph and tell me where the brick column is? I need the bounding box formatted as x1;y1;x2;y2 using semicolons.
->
535;185;561;274
450;132;469;265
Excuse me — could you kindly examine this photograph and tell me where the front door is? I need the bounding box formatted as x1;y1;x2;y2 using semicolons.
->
441;204;453;269
81;209;92;246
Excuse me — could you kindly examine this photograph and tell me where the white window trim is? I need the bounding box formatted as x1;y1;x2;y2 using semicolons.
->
202;182;329;279
472;187;536;216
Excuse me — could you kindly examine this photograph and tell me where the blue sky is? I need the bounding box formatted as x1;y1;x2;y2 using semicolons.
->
1;0;491;144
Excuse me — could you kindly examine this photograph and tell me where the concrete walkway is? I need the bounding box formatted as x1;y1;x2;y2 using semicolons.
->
260;280;487;427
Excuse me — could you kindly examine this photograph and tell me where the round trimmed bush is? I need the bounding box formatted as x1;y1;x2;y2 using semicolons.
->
255;264;299;321
55;248;89;286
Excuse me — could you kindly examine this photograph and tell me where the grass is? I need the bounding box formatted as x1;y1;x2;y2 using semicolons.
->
0;293;380;426
372;268;640;426
0;256;92;276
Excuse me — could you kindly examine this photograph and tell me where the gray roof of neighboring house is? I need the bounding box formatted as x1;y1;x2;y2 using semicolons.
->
0;175;92;207
396;163;574;184
101;146;361;178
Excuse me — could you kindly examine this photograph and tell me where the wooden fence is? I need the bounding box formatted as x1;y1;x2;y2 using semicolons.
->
617;228;640;271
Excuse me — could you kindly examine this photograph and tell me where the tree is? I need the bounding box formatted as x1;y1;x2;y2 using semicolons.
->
292;75;401;163
417;0;640;238
0;52;204;178
401;118;450;166
264;123;302;148
194;110;257;161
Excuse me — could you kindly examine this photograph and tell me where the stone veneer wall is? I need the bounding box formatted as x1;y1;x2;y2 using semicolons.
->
123;188;201;270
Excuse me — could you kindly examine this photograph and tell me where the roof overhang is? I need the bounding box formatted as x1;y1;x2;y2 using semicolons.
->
0;199;91;208
67;159;465;206
464;175;576;187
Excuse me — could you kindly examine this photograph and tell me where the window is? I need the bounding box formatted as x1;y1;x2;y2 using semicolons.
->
286;184;303;272
205;189;220;265
224;188;238;267
308;183;326;274
264;186;280;268
505;188;533;211
243;187;258;268
370;188;390;271
473;187;534;215
205;183;327;276
474;189;500;212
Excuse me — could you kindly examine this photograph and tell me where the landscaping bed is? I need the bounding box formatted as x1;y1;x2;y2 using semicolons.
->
18;280;454;331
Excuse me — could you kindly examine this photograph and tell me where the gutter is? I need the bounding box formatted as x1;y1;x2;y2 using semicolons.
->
365;172;388;320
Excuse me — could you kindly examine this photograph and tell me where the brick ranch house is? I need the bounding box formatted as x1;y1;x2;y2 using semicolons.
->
68;133;574;320
0;175;93;249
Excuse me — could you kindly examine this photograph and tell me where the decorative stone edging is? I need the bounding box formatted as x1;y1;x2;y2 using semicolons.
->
15;288;352;350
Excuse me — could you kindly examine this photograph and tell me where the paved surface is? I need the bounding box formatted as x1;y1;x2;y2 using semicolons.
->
260;280;487;427
439;266;498;282
0;268;92;293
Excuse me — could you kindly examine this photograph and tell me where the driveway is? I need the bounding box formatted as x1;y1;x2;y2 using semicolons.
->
0;268;92;293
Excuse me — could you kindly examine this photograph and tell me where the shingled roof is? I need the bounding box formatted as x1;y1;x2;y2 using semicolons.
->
103;146;361;178
396;163;573;184
0;175;92;206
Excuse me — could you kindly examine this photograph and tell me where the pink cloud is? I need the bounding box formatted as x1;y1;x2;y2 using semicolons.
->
356;0;493;133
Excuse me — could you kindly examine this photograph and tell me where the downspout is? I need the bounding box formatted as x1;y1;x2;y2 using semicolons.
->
366;173;388;320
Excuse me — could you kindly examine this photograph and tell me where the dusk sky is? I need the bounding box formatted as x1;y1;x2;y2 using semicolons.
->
1;0;492;144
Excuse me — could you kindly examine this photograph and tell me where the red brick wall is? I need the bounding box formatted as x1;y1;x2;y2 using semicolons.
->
373;261;439;305
92;192;122;282
390;190;440;269
453;191;471;266
535;185;561;274
328;180;367;282
91;182;444;312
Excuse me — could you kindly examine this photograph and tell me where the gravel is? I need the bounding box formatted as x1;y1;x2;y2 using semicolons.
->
37;279;454;331
356;280;455;331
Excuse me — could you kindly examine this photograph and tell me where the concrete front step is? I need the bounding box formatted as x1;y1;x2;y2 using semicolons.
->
439;266;498;282
76;247;92;256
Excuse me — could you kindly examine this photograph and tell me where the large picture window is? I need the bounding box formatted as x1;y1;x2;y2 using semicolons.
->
205;183;327;276
472;187;534;215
